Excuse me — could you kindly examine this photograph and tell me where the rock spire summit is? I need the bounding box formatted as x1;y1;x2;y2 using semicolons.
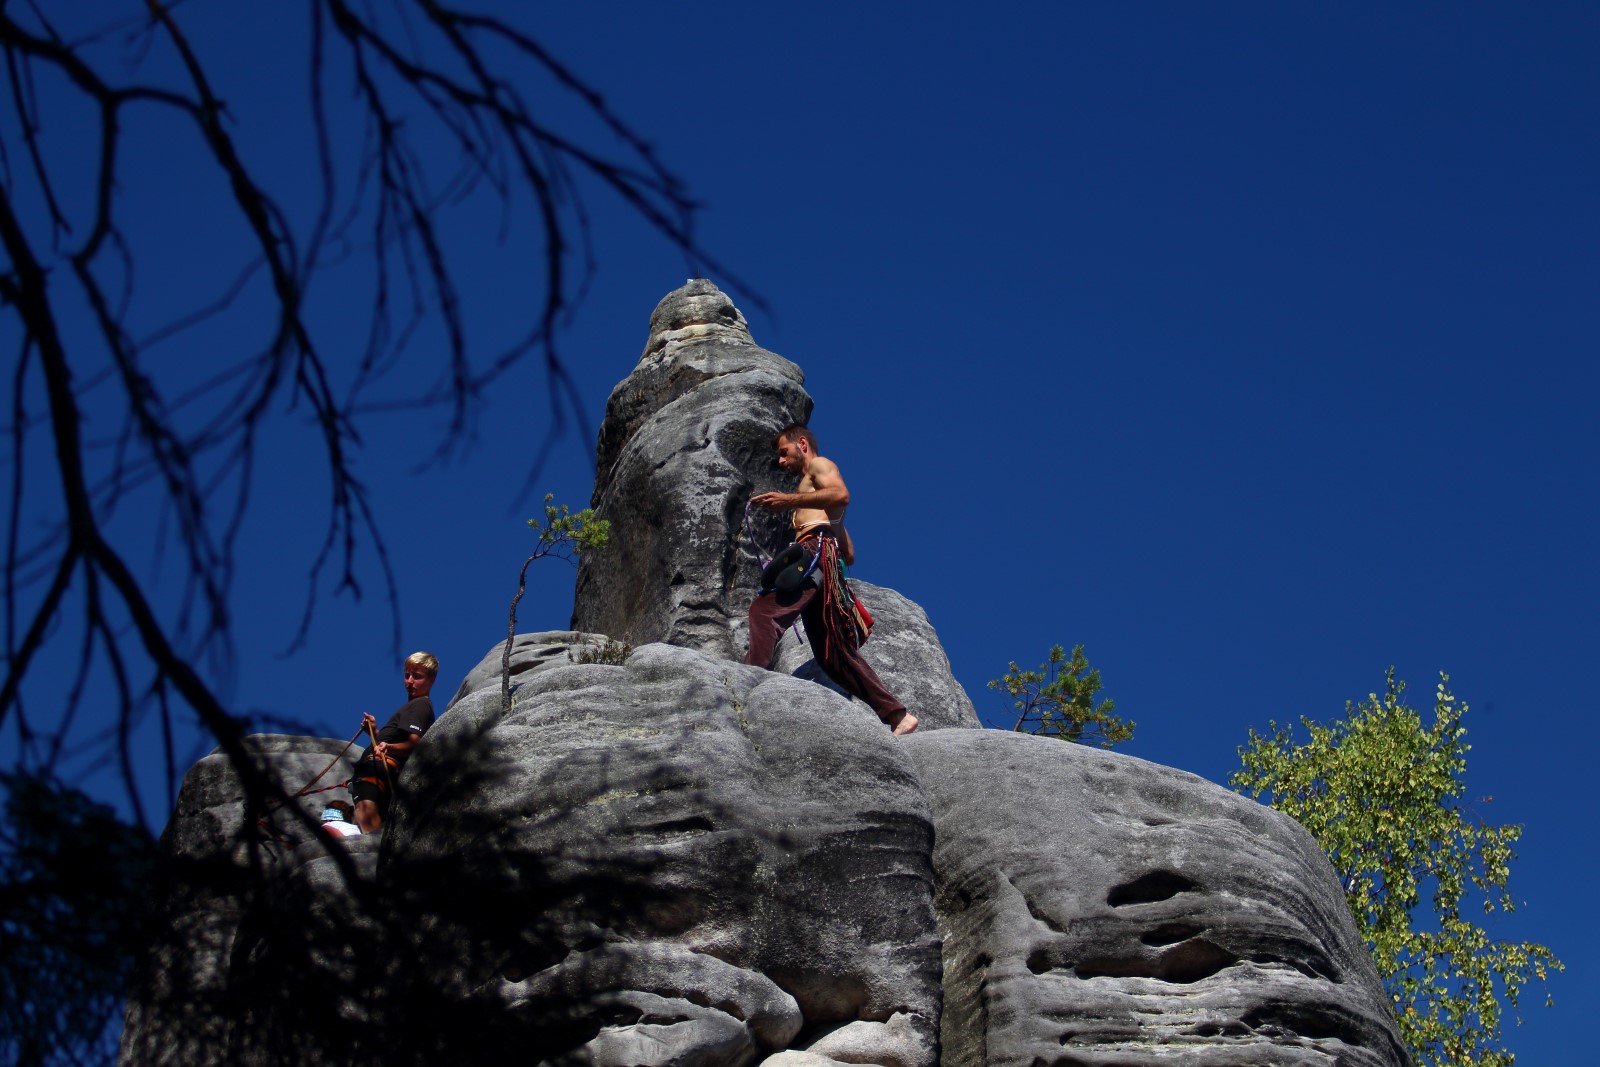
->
641;277;755;362
572;279;978;729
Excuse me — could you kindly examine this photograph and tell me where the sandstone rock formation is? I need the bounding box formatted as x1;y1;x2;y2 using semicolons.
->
118;736;372;1066
447;629;616;706
390;643;944;1066
904;731;1408;1067
574;279;978;732
774;580;978;732
121;281;1408;1067
573;278;811;661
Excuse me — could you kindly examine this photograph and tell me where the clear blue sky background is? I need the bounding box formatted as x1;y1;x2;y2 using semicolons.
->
7;3;1593;1062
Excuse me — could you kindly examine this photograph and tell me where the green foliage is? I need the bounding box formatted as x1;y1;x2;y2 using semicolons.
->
1;772;157;1067
505;496;612;710
1232;671;1562;1067
527;494;610;558
988;643;1132;748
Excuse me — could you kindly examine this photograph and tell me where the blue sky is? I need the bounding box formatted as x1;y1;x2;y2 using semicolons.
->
5;3;1593;1061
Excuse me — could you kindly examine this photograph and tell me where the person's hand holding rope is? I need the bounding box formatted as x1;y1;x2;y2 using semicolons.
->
750;491;794;511
361;712;395;790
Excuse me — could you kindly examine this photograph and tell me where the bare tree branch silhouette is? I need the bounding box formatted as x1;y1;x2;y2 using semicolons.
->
0;5;751;1062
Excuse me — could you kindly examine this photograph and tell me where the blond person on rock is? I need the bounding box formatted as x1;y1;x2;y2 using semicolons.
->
349;652;439;832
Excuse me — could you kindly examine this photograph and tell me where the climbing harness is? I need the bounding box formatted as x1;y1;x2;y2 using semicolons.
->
761;542;820;593
347;717;399;814
744;501;873;652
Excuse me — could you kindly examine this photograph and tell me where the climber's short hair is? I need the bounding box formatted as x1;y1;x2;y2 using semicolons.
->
776;424;818;454
405;651;439;678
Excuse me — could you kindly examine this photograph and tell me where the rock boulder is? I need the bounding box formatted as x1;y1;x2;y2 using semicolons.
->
903;730;1408;1067
572;278;812;660
118;735;369;1067
775;581;978;732
121;282;1408;1067
384;642;943;1065
573;279;978;730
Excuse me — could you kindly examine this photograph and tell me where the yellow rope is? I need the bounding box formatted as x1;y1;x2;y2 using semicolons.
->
366;718;396;797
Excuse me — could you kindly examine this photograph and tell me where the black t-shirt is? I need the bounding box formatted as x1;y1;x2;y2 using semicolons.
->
373;696;435;765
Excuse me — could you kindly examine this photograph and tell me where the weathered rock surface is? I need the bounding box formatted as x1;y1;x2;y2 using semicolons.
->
573;278;812;659
774;581;978;732
384;642;942;1064
573;279;978;730
447;629;615;708
118;735;368;1067
123;282;1407;1067
903;730;1408;1067
125;680;1407;1067
799;1011;935;1067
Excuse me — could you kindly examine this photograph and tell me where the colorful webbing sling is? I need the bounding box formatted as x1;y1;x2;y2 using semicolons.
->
813;531;873;655
743;501;875;652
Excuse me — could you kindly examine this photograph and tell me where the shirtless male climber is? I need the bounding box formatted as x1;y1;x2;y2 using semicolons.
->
744;424;918;736
348;651;439;832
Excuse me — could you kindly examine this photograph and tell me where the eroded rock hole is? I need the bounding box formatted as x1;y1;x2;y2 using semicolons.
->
1242;1002;1364;1046
1290;952;1343;984
1073;957;1145;980
1140;922;1203;947
1155;939;1236;983
602;1004;646;1028
651;815;715;836
1027;948;1066;975
1106;870;1198;907
1071;939;1235;984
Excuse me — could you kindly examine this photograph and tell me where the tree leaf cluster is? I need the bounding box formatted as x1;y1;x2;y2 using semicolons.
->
988;643;1133;748
1232;671;1562;1067
528;496;611;559
502;496;611;709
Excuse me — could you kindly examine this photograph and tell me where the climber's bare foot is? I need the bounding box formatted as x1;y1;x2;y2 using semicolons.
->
890;711;919;736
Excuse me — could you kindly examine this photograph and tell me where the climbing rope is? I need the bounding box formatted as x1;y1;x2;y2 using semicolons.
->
813;533;872;656
250;724;369;842
296;727;365;797
742;500;775;568
365;717;396;799
746;498;873;656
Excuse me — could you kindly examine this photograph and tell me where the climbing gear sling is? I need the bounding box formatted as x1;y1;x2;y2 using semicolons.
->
745;500;873;651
